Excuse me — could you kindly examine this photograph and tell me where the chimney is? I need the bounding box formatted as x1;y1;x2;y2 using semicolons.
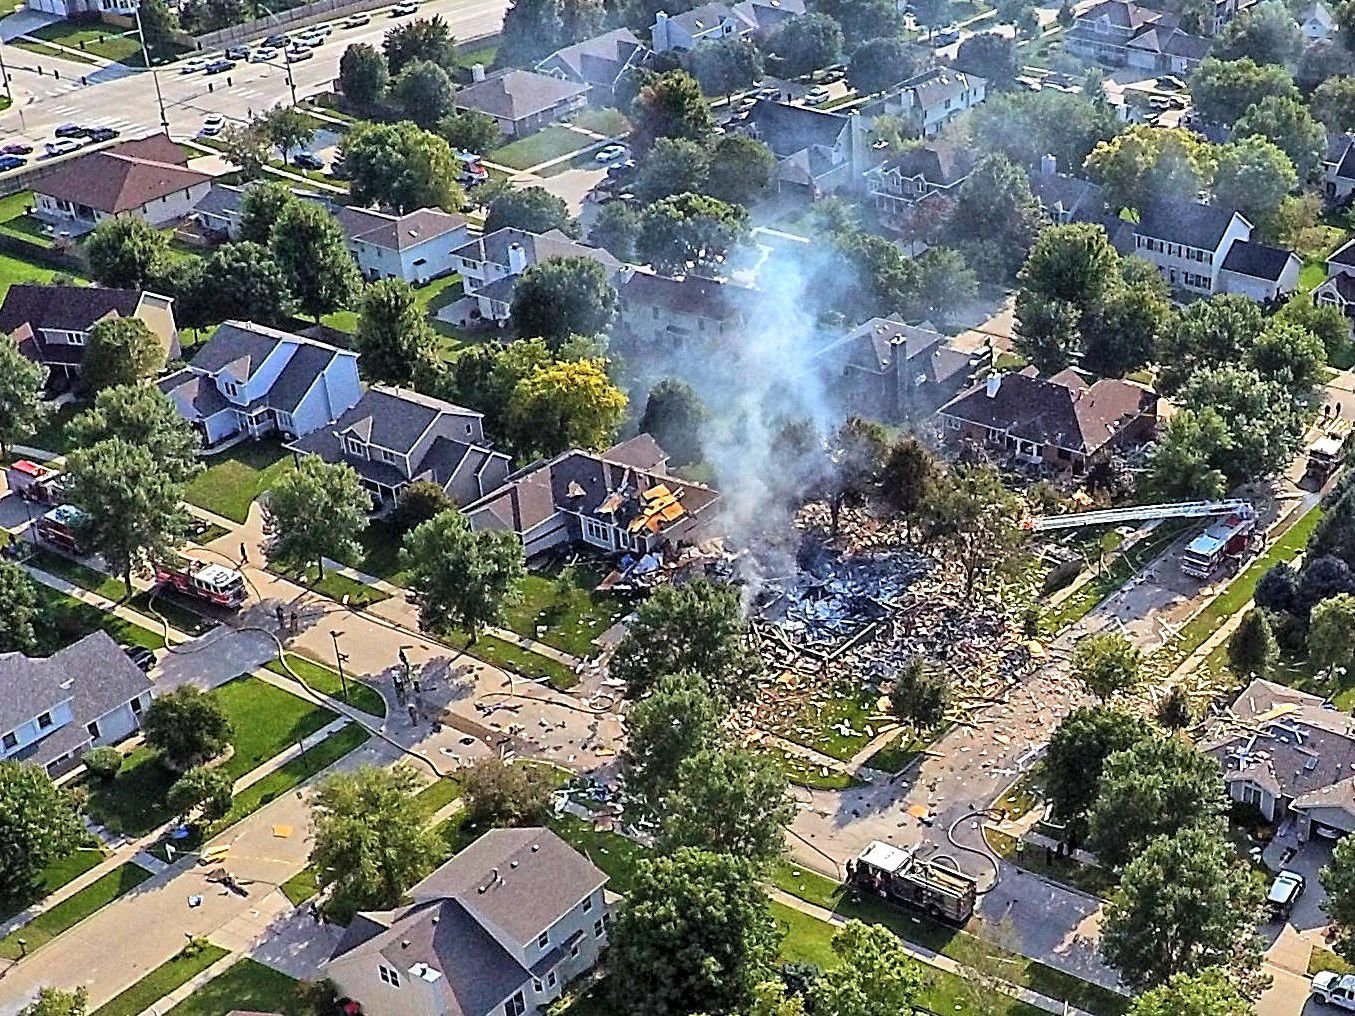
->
507;243;528;274
1040;153;1057;176
654;10;670;50
985;375;1001;398
471;62;486;82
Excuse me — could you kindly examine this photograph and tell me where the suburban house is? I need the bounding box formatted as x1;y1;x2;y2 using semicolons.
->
741;99;873;199
1298;0;1336;38
1323;133;1355;204
450;228;621;326
1314;236;1355;330
614;269;751;346
650;0;805;52
287;386;511;509
819;317;991;421
335;206;471;284
453;68;590;138
158;322;361;447
536;28;650;104
33;134;212;229
192;181;328;239
1028;156;1110;225
0;631;154;777
1216;239;1302;303
1203;678;1355;841
26;0;136;17
865;68;987;137
937;367;1158;472
0;284;179;387
466;434;720;559
1067;0;1212;73
863;143;977;218
326;827;615;1016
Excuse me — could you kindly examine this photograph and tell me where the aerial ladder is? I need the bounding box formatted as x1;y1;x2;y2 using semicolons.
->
1024;499;1254;533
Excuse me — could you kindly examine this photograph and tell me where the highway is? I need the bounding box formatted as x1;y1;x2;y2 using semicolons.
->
0;0;509;151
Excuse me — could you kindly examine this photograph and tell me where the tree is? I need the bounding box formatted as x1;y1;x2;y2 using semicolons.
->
953;31;1018;89
1298;556;1355;616
1044;706;1148;828
216;123;271;180
311;765;439;914
816;0;904;44
608;848;779;1016
822;230;921;319
971;89;1121;174
0;561;38;654
810;921;924;1016
846;36;919;94
499;0;597;65
18;987;88;1016
1190;56;1299;125
1102;826;1266;992
1128;970;1253;1016
659;746;794;863
484;185;573;234
393;59;456;129
1210;134;1297;235
511;256;619;347
622;671;724;816
824;415;886;528
401;508;524;642
1228;608;1278;677
611;578;762;700
186;241;294;327
1313;76;1355;133
946;154;1044;278
1019;222;1120;309
506;357;627;457
926;464;1027;600
1085;124;1218;211
270;203;361;322
1310;593;1355;676
889;655;949;729
257;105;315;165
1072;632;1142;702
137;0;177;62
1157;293;1264;391
912;0;955;35
167;765;233;821
86;216;169;289
1146;407;1232;501
339;43;389;108
69;384;201;483
1249;318;1325;395
1157;684;1195;731
265;458;367;579
355;278;435;384
82;745;123;779
1214;0;1303;66
1013;294;1080;374
80;317;162;394
639;378;705;466
1255;562;1297;614
1233;94;1326;179
1278;297;1353;365
1081;279;1170;378
1088;735;1228;868
64;439;187;593
1321;834;1355;960
689;36;763;96
0;762;84;902
913;247;976;321
143;686;232;772
767;12;843;76
1177;365;1306;482
339;120;464;213
1298;37;1355;91
238;181;299;244
462;757;554;827
0;338;45;457
382;14;457;74
637;192;749;275
879;435;938;537
391;482;454;536
637;137;712;203
590;199;642;259
438;108;501;153
632;69;714;151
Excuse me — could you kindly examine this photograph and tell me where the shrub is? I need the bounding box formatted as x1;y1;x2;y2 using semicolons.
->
81;746;124;780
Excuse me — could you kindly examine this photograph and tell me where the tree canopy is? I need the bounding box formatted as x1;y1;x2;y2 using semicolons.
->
355;277;435;384
622;670;724;817
0;338;46;458
506;356;628;457
632;70;714;151
69;384;201;483
484;185;573;234
767;12;844;76
86;217;169;289
1071;632;1142;702
1085;124;1217;210
0;562;39;654
80;317;163;394
637;192;750;275
639;378;706;467
1044;705;1148;829
339;42;389;108
0;761;84;903
511;255;619;346
263;457;369;578
143;686;233;772
401;508;525;642
339;120;465;212
658;745;794;863
270;203;361;321
810;920;925;1016
1190;56;1299;125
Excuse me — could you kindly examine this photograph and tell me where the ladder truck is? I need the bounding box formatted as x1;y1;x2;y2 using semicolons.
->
846;841;978;924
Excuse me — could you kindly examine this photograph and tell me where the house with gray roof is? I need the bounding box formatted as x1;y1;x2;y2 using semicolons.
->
336;206;470;284
287;386;511;509
325;827;616;1016
615;268;752;345
1323;133;1355;204
1067;0;1211;73
740;99;872;198
863;143;977;218
1217;239;1301;303
466;433;720;558
1314;236;1355;335
453;68;590;138
1028;157;1109;225
650;0;804;51
1;631;154;777
450;228;622;326
536;28;650;104
159;322;361;448
1129;198;1295;298
864;67;987;138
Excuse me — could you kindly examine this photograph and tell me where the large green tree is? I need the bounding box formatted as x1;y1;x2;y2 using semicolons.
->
400;509;524;643
511;256;618;347
506;357;627;458
1313;76;1355;133
632;70;713;151
767;12;844;76
484;185;572;234
1228;607;1278;677
270;203;361;322
1233;94;1326;179
1214;0;1303;65
257;106;315;166
811;920;925;1016
924;464;1026;600
1310;593;1355;676
1071;632;1142;702
953;31;1018;89
0;561;38;653
1321;833;1355;959
192;242;294;327
355;278;435;384
1210;135;1297;237
0;761;84;903
637;192;749;275
1176;365;1307;483
80;317;163;394
393;59;456;129
622;671;724;817
461;757;554;828
70;384;201;483
339;120;465;213
382;14;457;74
339;42;389;109
142;686;233;771
689;36;764;96
1085;124;1218;211
638;378;705;467
0;338;45;457
971;89;1121;173
1043;705;1148;829
1127;968;1253;1015
238;181;300;244
438;109;502;153
1156;293;1265;394
1190;56;1299;125
658;746;794;864
263;457;369;578
86;217;169;289
846;36;920;95
636;137;711;203
946;154;1044;278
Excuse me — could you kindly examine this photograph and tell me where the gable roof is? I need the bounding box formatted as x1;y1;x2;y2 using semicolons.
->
330;386;480;452
616;270;750;321
1329;235;1355;271
337;206;468;252
1220;239;1299;282
744;99;849;158
452;227;620;273
1134;199;1244;250
0;284;141;335
897;67;985;109
876;144;977;187
834;317;947;374
1076;0;1164;30
35;134;209;213
454;69;589;122
1028;171;1107;223
538;28;646;86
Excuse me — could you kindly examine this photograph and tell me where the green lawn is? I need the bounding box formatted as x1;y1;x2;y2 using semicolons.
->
0;846;105;922
571;106;630;136
455;44;498;70
269;561;389;609
164;959;299;1016
772;746;863;791
0;247;88;304
92;941;229;1016
265;652;387;717
0;191;54;248
412;272;463;316
20;400;82;455
499;564;625;659
280;867;319;905
413;775;464;819
547;813;650;894
1300;259;1327;294
29;21;144;64
351;517;411;585
862;732;924;774
1311;945;1355;976
85;745;179;835
10;36;98;64
489;125;591;170
986;828;1117;898
129;589;217;636
447;631;581;690
28;545;127;600
0;863;152;959
777;686;885;762
182;440;294;523
30;583;163;656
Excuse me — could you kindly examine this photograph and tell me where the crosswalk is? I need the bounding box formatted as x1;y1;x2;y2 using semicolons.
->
41;103;148;134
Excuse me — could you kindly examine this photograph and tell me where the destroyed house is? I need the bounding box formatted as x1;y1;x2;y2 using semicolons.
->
1203;679;1355;840
937;367;1157;471
614;269;751;345
465;434;720;558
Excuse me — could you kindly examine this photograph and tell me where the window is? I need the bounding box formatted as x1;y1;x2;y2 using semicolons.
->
375;447;399;465
345;437;366;458
570;941;580;958
504;992;526;1016
2;731;16;750
582;518;610;546
534;980;543;993
548;972;557;987
86;720;99;739
223;381;238;397
538;931;550;949
130;696;143;715
594;918;604;938
37;712;53;730
378;965;400;987
582;895;593;913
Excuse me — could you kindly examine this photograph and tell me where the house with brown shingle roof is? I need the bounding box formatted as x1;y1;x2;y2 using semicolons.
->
33;133;212;229
335;206;471;284
453;68;590;138
937;367;1157;472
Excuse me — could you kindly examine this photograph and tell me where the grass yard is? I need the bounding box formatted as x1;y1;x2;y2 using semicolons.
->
0;846;105;922
1300;259;1327;293
570;106;630;136
30;583;163;656
413;774;464;819
777;686;887;762
85;745;179;835
1310;945;1355;976
164;958;300;1016
280;867;320;905
19;400;81;455
351;517;411;585
413;272;463;315
455;43;498;70
770;745;864;791
183;439;294;523
993;767;1045;821
449;630;581;689
489;125;590;170
547;813;650;894
499;564;625;659
0;191;54;248
0;247;88;304
28;545;126;600
270;561;389;609
29;20;144;64
986;828;1117;898
0;862;151;959
92;941;229;1016
265;652;387;717
862;732;924;774
11;36;98;63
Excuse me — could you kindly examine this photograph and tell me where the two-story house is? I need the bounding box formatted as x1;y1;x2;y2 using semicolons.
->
650;0;804;52
1323;133;1355;204
1131;199;1251;295
740;99;872;199
864;68;987;137
536;28;651;105
326;827;616;1016
614;268;751;346
287;386;512;509
1028;155;1111;225
336;206;471;284
863;143;977;218
449;228;622;326
1314;236;1355;333
0;283;179;389
1;631;154;777
158;322;362;447
1068;0;1211;72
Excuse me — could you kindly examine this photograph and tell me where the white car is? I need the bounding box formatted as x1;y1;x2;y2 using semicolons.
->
391;1;419;14
594;143;628;163
342;12;371;26
306;22;333;36
803;85;831;105
44;138;81;157
1312;971;1355;1010
179;57;207;74
200;113;225;136
250;47;278;62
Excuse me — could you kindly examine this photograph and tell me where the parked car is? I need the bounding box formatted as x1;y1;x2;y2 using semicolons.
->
53;123;86;138
123;646;157;672
86;126;120;142
804;85;832;105
305;22;333;36
342;11;371;26
292;151;325;170
225;45;249;60
1;143;33;155
1267;870;1305;919
263;33;288;47
286;46;315;62
250;47;278;62
758;85;781;99
594;143;628;163
44;139;81;157
933;28;961;43
0;155;26;171
391;1;419;14
179;57;207;73
200;113;226;136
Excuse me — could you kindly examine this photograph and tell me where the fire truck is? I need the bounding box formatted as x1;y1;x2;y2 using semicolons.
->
6;460;65;504
1180;506;1257;579
154;556;247;609
1305;424;1350;485
35;504;89;554
846;841;978;924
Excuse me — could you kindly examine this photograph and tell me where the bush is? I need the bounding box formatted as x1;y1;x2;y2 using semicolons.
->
82;746;124;780
393;480;454;534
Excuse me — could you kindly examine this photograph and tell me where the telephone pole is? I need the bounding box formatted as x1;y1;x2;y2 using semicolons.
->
132;1;169;130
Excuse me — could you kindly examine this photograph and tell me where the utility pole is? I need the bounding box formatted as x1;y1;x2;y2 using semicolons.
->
0;37;13;108
132;1;169;130
329;629;349;702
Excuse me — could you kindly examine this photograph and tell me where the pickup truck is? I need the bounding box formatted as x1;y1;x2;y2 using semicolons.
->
1313;972;1355;1009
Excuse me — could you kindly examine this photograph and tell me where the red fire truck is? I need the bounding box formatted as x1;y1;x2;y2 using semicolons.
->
154;557;248;609
6;460;65;504
35;504;89;554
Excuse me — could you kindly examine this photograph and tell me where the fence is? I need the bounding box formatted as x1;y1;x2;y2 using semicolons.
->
193;0;430;50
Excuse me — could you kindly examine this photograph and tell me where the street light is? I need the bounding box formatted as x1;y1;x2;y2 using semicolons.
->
131;0;169;130
329;629;349;702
